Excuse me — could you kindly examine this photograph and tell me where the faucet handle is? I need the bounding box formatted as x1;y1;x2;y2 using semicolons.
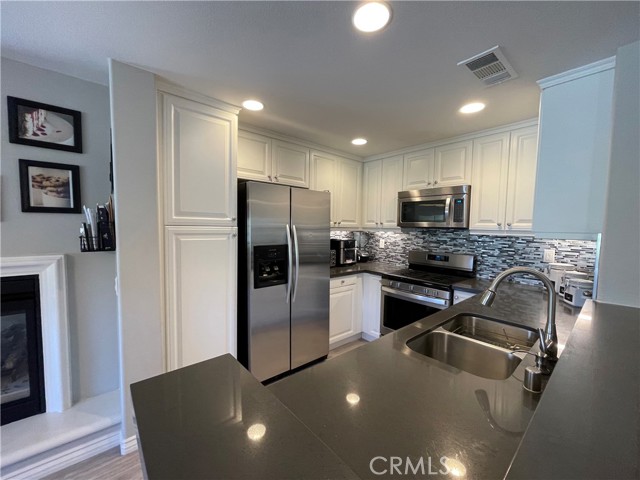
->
537;328;548;354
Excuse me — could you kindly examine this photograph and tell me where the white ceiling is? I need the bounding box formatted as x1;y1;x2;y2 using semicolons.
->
2;1;638;157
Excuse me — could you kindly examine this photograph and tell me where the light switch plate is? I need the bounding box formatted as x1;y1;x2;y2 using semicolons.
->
543;249;555;263
379;239;385;248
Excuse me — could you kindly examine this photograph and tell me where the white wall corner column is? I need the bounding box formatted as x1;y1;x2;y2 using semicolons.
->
596;41;640;307
109;59;164;443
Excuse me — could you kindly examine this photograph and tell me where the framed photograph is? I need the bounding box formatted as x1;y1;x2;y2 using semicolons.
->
19;159;81;213
8;97;82;153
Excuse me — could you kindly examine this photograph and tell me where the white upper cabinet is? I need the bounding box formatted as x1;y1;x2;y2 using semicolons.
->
336;158;362;227
402;148;434;190
238;131;310;187
533;61;615;238
362;156;403;228
470;133;510;231
271;139;310;187
433;140;473;187
401;140;470;191
311;151;361;227
505;127;538;231
470;126;538;233
237;130;271;182
161;92;237;226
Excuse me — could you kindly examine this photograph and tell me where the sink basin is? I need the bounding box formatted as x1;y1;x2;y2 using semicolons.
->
407;330;524;380
441;315;538;350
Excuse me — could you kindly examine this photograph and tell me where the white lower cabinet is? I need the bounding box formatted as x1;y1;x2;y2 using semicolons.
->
361;274;381;341
329;276;362;347
165;226;237;370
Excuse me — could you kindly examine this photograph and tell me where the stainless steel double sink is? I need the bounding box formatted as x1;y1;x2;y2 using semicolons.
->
406;315;538;380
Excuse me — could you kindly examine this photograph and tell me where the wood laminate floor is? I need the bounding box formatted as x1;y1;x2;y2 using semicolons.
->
43;338;369;479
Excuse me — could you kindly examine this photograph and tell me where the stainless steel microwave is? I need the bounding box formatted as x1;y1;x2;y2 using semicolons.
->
397;185;471;228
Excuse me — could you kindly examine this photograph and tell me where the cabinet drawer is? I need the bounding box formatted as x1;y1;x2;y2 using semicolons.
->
330;276;357;289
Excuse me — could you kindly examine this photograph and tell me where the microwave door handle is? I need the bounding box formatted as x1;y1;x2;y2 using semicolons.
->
292;224;300;303
444;197;452;226
286;224;293;303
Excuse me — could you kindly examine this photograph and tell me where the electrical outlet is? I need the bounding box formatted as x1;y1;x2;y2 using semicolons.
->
379;239;385;248
543;249;556;263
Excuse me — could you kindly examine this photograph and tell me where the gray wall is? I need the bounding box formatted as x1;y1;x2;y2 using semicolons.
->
109;60;164;442
1;58;119;401
597;41;640;307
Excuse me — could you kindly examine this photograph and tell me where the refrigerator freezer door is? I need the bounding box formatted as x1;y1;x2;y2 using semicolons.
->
290;188;331;369
246;182;292;381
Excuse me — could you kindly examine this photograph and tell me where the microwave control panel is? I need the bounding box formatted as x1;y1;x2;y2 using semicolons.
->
453;198;465;223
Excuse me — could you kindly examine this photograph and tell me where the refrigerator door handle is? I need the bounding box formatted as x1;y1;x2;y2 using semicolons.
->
286;224;293;303
292;224;300;303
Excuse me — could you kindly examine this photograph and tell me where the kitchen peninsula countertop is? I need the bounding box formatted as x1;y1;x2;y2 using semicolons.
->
131;281;639;479
270;286;581;479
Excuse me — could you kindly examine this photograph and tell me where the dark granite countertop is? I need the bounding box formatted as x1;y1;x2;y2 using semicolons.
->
506;300;640;480
130;354;358;480
330;261;405;278
270;285;582;479
331;261;495;295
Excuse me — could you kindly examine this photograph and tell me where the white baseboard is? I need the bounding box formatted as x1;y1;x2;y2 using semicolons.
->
329;333;363;350
120;435;138;456
1;425;119;480
361;331;380;342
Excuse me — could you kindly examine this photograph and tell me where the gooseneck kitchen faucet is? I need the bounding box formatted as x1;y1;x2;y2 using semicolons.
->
479;267;559;368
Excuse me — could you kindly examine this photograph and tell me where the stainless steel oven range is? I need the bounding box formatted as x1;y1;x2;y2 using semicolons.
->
380;251;476;335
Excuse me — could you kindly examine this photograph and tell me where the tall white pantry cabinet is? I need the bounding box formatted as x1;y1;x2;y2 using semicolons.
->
158;87;239;371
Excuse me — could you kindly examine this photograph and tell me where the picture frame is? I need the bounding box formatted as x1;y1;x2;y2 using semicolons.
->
19;159;81;213
8;96;82;153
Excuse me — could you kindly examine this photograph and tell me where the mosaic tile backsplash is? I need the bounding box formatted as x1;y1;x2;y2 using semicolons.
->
331;230;597;286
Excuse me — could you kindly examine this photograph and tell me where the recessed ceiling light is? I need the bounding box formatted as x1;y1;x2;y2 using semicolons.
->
459;102;486;114
353;2;391;33
351;138;368;145
242;99;264;111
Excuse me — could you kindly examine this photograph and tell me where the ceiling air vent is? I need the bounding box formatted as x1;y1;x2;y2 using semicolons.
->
458;46;518;87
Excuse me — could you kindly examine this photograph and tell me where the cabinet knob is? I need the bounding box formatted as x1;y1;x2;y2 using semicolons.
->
274;176;279;181
268;175;272;181
507;223;512;227
232;233;237;238
497;222;502;227
434;180;438;185
341;280;345;284
427;182;432;186
338;221;342;225
231;217;236;221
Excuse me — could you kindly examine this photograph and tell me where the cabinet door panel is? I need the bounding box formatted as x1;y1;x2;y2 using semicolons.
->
470;133;510;230
162;94;237;225
380;156;404;227
272;140;310;187
165;226;237;370
506;127;538;231
238;130;271;182
361;274;381;340
362;161;382;228
434;140;472;187
311;151;338;224
336;159;362;227
403;149;434;190
330;285;357;345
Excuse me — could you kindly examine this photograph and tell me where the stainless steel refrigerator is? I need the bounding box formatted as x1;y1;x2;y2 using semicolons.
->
237;181;330;382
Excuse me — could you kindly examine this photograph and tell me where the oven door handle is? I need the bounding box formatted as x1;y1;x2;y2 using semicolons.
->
381;286;449;308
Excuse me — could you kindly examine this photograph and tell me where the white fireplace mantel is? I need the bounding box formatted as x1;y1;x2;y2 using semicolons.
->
1;255;71;412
